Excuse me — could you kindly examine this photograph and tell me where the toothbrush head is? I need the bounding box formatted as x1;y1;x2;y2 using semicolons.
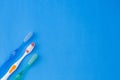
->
25;42;35;55
23;32;34;43
28;54;38;65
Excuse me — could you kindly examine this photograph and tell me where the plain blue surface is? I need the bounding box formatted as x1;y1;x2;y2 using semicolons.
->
0;0;120;80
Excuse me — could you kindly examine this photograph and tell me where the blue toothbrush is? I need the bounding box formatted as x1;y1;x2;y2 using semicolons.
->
0;32;34;78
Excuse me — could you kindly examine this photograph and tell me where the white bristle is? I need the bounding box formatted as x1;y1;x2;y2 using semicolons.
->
24;32;33;43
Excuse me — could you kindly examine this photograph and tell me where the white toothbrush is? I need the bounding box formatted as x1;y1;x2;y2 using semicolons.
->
1;42;35;80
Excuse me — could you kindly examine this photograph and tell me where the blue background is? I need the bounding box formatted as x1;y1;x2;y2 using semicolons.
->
0;0;120;80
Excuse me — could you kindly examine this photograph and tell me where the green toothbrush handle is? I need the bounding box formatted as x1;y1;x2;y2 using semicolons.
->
20;65;30;75
14;65;30;80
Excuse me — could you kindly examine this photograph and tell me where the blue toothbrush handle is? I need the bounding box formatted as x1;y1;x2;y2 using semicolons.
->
0;43;24;78
0;49;18;78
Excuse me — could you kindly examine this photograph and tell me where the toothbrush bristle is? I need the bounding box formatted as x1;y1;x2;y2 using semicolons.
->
31;42;35;47
28;54;38;65
24;32;33;43
25;42;35;54
26;50;29;53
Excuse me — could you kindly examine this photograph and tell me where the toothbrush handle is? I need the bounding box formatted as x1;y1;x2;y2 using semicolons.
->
0;49;18;78
14;65;30;80
1;55;25;80
0;43;24;78
20;65;30;74
1;72;10;80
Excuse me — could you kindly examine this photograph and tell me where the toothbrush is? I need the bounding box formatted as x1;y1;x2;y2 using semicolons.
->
14;54;38;80
0;32;34;78
1;42;35;80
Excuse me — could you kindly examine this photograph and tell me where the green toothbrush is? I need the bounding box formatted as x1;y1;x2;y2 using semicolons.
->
14;54;38;80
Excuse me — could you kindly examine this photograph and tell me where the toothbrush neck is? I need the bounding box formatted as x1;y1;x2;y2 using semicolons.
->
17;53;26;65
21;53;26;61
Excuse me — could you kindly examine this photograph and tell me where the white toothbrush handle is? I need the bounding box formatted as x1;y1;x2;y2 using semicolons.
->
15;54;26;65
1;72;10;80
0;54;26;80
